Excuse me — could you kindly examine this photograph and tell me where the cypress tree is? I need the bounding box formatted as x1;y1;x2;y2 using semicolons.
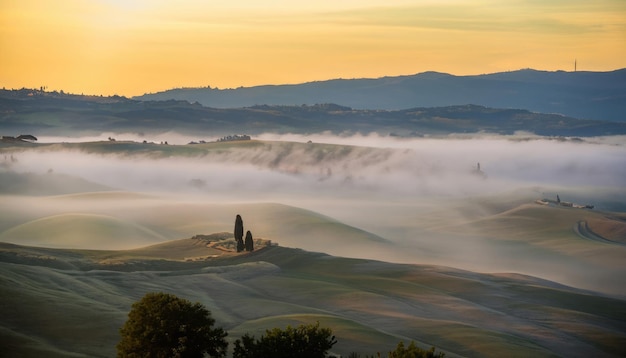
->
234;214;244;252
245;230;254;252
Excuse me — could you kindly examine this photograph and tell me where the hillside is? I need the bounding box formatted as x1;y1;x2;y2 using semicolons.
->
135;69;626;122
1;240;625;358
3;89;626;137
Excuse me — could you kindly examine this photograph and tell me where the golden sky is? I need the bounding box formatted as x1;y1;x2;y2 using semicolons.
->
1;0;625;96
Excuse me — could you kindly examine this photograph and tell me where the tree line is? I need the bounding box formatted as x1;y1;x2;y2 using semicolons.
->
117;292;444;358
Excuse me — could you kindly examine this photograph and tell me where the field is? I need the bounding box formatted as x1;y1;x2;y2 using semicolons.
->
1;138;625;357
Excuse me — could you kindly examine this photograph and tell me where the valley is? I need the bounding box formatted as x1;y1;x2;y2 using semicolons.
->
1;134;625;357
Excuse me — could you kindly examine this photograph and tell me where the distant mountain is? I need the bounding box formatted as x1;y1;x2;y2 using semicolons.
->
135;69;626;122
2;90;626;137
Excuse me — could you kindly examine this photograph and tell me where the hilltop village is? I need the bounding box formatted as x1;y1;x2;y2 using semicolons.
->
537;195;594;209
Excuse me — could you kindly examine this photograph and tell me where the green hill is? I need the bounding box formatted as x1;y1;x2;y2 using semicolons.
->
0;213;169;249
1;241;625;357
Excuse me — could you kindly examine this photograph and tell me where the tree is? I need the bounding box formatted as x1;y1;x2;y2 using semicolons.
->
244;230;254;252
234;214;244;252
233;322;337;358
117;292;228;358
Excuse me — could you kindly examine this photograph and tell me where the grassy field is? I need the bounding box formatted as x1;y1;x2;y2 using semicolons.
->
1;241;625;357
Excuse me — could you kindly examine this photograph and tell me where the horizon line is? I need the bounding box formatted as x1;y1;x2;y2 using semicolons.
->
3;67;624;98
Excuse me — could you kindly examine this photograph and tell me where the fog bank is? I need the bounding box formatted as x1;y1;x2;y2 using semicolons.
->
5;133;625;199
2;134;625;294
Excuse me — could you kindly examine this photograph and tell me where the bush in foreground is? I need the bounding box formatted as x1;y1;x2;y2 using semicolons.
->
117;292;228;358
233;322;337;358
387;341;445;358
349;341;445;358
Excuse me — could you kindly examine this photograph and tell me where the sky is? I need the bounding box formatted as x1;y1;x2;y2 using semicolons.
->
1;0;625;96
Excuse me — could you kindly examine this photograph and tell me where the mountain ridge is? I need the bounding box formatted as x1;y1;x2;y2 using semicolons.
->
3;88;626;137
134;68;626;122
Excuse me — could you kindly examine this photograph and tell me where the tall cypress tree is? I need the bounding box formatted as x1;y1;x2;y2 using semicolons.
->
234;214;244;252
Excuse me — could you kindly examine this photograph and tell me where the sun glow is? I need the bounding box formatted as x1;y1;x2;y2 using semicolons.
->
1;0;625;96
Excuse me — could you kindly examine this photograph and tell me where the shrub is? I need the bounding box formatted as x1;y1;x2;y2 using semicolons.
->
233;322;337;358
117;292;228;358
387;341;445;358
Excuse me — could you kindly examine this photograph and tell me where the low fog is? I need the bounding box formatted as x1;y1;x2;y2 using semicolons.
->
2;133;626;294
8;133;626;198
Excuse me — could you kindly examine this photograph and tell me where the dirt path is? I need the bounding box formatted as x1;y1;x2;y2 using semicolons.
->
574;220;626;246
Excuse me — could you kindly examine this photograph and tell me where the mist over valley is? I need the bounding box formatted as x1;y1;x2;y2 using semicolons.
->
2;135;625;293
1;73;626;357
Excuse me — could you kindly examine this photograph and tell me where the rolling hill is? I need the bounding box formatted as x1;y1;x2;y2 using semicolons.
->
0;138;624;296
0;213;169;250
0;135;624;357
1;239;625;357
